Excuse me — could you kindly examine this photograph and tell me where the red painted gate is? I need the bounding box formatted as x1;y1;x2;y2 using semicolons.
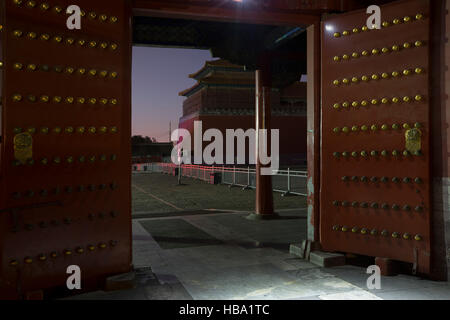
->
320;0;431;274
0;0;132;298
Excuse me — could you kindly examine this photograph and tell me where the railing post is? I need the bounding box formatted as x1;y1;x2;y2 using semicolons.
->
242;166;251;190
233;166;236;186
288;167;291;193
229;166;235;188
282;168;292;197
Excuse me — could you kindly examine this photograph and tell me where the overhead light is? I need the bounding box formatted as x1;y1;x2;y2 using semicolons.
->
325;25;334;32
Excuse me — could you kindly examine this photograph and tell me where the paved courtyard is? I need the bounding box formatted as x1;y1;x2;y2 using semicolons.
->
70;173;450;300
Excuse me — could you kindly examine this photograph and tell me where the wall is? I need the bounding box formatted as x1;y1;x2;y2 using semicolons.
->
182;90;203;116
179;83;307;166
178;114;307;166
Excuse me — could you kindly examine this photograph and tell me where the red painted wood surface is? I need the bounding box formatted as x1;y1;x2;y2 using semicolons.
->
320;0;431;274
0;0;132;298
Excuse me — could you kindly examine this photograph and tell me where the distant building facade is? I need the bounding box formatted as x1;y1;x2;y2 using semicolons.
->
178;59;307;166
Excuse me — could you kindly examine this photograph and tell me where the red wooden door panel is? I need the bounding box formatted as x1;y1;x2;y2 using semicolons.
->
320;0;431;274
0;0;132;298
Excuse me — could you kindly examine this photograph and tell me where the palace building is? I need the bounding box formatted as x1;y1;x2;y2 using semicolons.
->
178;59;307;165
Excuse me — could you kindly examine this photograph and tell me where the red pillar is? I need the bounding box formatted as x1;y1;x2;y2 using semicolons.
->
306;23;321;241
248;61;277;220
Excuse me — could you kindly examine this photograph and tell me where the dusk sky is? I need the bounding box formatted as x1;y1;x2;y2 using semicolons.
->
132;46;213;141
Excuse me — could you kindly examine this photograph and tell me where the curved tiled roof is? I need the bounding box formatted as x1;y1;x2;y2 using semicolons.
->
180;59;254;97
188;59;248;79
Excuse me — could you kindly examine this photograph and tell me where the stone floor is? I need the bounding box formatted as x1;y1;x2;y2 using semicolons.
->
70;209;450;300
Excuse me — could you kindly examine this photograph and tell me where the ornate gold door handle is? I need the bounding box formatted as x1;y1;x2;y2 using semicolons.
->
405;128;422;154
13;132;33;164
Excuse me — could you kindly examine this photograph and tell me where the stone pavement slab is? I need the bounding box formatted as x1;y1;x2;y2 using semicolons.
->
68;205;450;300
324;265;450;295
319;291;382;300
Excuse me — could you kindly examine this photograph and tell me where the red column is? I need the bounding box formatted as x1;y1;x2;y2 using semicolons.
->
247;61;277;220
306;23;321;241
